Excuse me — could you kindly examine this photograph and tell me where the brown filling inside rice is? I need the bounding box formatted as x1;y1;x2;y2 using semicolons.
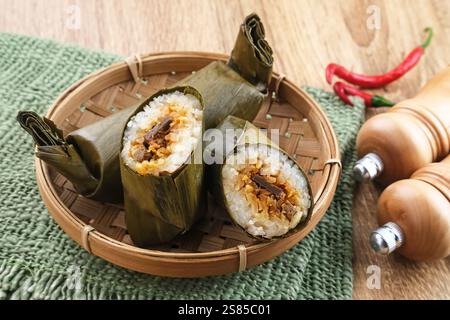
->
129;116;173;163
236;164;299;223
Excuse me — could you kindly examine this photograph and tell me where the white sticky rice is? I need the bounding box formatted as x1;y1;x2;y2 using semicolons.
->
222;144;311;238
121;91;202;176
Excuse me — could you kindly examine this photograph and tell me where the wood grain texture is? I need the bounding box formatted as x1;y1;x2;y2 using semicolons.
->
356;66;450;186
1;0;449;299
377;176;450;262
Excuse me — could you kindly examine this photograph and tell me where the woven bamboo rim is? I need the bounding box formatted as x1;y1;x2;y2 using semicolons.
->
35;52;340;277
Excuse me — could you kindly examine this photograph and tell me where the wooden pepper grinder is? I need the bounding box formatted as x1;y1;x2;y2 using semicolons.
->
370;154;450;261
354;67;450;185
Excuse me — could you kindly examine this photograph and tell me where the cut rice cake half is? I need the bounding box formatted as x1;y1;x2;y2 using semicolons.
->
119;86;205;246
222;143;313;240
121;89;203;176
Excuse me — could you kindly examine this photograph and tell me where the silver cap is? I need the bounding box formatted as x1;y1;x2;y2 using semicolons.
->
370;222;404;255
354;153;384;181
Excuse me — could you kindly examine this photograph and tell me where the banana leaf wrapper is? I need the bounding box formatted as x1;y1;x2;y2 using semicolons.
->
180;61;264;129
17;108;136;203
178;13;273;128
206;115;314;240
228;13;273;92
120;86;206;246
17;13;272;204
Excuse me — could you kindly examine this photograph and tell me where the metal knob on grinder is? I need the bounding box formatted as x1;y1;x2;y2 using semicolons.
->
354;153;384;182
370;222;404;255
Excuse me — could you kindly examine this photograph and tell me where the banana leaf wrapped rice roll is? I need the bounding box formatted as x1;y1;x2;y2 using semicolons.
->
120;86;205;246
16;108;136;203
17;13;273;204
228;13;273;91
180;12;273;129
207;116;313;239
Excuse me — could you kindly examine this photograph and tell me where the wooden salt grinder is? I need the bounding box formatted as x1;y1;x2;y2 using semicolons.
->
370;154;450;261
354;67;450;185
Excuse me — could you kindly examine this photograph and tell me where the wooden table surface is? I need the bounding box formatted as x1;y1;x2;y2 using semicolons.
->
1;0;449;299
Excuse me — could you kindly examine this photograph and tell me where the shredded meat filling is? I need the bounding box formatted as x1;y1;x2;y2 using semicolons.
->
240;169;298;222
251;174;284;199
131;116;173;162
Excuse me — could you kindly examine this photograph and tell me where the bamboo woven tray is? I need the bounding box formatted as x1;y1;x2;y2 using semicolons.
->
35;52;340;277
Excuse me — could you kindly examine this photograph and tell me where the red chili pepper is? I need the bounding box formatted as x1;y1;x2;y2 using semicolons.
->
326;28;433;88
333;81;395;108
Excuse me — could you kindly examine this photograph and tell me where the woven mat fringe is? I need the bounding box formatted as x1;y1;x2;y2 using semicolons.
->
0;32;364;300
0;262;122;300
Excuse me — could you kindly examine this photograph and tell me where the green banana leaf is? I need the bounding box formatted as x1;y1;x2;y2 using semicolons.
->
17;108;136;203
180;61;264;129
120;86;205;246
180;12;273;128
206;115;314;240
228;13;273;92
17;13;273;204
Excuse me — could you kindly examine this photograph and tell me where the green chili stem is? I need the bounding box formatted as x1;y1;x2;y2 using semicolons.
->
421;27;433;49
372;95;395;107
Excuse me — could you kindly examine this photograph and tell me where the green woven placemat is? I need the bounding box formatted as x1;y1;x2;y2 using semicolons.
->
0;33;364;300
